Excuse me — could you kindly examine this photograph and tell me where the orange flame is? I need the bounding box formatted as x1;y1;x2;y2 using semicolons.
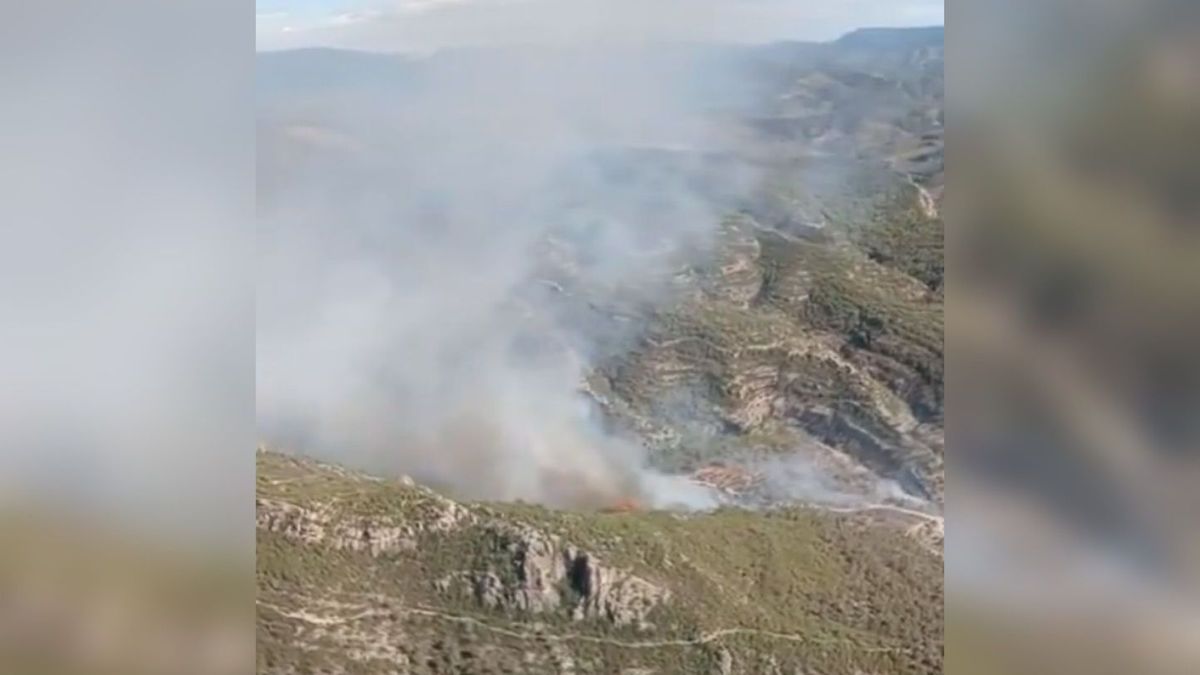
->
602;497;642;513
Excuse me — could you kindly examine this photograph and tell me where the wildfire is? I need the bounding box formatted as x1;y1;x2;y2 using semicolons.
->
602;496;643;513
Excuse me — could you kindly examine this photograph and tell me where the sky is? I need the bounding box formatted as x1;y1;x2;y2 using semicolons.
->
256;0;944;52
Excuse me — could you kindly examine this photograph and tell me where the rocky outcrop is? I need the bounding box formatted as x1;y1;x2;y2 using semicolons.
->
255;489;476;556
255;463;668;630
442;524;669;630
256;497;329;545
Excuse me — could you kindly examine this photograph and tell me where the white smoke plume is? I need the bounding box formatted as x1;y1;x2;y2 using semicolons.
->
256;44;757;509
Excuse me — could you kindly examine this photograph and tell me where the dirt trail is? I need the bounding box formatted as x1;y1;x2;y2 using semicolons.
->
811;502;941;522
806;502;943;554
257;598;911;655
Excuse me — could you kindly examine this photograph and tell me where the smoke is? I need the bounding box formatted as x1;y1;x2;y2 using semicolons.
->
751;452;920;508
257;44;755;509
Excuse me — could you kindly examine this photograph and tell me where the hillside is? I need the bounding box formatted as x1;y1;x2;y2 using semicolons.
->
258;451;942;674
257;25;944;674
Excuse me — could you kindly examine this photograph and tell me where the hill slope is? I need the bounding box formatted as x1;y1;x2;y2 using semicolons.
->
258;451;942;674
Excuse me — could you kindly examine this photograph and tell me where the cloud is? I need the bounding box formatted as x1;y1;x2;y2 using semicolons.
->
395;0;479;13
331;9;382;25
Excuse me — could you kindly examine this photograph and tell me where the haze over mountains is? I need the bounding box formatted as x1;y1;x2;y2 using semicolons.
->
257;25;944;674
256;1;944;53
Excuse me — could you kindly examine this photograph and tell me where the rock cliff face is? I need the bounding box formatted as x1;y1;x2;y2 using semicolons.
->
437;523;670;629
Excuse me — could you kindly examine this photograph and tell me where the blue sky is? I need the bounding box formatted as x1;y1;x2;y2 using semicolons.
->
256;0;944;52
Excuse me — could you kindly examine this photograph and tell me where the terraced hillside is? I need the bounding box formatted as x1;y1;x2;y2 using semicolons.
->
586;188;944;505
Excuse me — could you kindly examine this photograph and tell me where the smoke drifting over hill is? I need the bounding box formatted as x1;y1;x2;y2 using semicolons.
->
256;46;756;509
